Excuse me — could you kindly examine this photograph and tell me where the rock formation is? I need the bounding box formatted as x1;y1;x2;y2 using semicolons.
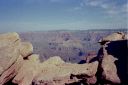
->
100;48;121;84
0;32;34;85
19;42;33;58
0;32;127;85
0;32;21;75
0;32;99;85
98;32;125;43
33;57;98;85
0;55;23;85
97;32;127;84
12;54;40;85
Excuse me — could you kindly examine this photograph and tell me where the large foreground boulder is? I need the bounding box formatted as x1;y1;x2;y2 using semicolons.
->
0;55;24;85
0;32;33;75
0;32;21;75
0;32;33;85
12;54;40;85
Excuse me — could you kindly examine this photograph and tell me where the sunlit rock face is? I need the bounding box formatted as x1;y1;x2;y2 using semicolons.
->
0;32;33;85
0;32;21;75
33;57;99;85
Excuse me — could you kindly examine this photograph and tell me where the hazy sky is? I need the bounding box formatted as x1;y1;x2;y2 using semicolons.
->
0;0;127;32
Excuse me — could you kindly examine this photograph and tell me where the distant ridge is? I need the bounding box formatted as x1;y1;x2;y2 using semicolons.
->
17;28;128;34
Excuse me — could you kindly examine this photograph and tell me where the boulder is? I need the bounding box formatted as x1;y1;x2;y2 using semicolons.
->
0;32;20;48
0;32;34;75
0;32;35;85
0;32;21;75
0;55;23;85
12;54;40;85
20;42;33;58
0;32;34;85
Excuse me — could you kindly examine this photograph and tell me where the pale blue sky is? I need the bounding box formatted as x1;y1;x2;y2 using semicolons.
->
0;0;127;32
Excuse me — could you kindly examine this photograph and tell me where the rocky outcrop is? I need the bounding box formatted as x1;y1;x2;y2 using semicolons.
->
97;32;127;84
0;32;99;85
0;55;23;85
0;32;21;75
33;56;98;85
13;54;40;85
0;32;33;85
0;32;127;85
100;49;121;84
98;32;125;43
19;42;33;58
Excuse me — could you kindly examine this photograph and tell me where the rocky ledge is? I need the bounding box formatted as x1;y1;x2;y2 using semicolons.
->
0;32;127;85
